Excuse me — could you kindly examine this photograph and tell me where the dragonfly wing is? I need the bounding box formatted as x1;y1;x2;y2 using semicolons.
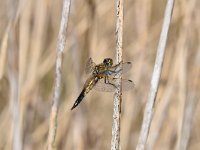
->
94;78;134;92
94;79;116;92
108;62;132;75
122;62;132;74
85;58;96;74
123;79;134;91
111;78;134;91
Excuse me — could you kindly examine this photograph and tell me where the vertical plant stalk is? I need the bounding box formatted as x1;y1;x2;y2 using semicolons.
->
136;0;175;150
111;0;124;150
8;1;22;149
178;46;200;150
47;0;71;149
0;25;9;80
8;23;21;150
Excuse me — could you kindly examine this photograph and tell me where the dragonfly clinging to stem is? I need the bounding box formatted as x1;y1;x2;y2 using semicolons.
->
71;58;134;110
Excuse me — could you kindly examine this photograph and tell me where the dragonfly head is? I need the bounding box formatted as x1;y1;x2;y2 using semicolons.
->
103;58;113;67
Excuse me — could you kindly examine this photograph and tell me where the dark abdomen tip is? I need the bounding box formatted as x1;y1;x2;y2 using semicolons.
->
71;89;85;110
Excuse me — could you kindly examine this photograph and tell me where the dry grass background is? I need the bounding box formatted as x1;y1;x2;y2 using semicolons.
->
0;0;200;150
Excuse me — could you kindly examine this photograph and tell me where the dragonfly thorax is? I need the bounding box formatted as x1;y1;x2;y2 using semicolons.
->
92;66;100;75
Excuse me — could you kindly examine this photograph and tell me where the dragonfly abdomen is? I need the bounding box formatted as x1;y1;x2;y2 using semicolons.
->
71;76;99;110
84;76;99;94
71;89;85;110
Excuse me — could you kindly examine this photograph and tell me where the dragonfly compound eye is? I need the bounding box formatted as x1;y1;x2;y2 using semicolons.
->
103;58;113;66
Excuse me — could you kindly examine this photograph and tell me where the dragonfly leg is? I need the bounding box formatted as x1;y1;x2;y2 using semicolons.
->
107;69;122;75
113;62;123;73
104;76;110;84
104;76;108;84
105;76;117;89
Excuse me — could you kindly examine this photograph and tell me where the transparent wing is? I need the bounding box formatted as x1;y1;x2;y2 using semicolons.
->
94;78;134;92
108;62;132;75
85;58;96;74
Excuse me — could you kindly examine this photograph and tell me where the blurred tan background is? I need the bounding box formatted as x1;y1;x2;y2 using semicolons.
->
0;0;200;149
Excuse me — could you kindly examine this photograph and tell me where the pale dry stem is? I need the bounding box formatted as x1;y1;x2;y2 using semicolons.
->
136;0;175;150
47;0;71;149
111;0;124;150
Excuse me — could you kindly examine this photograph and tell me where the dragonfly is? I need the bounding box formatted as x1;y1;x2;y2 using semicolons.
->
71;58;134;110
